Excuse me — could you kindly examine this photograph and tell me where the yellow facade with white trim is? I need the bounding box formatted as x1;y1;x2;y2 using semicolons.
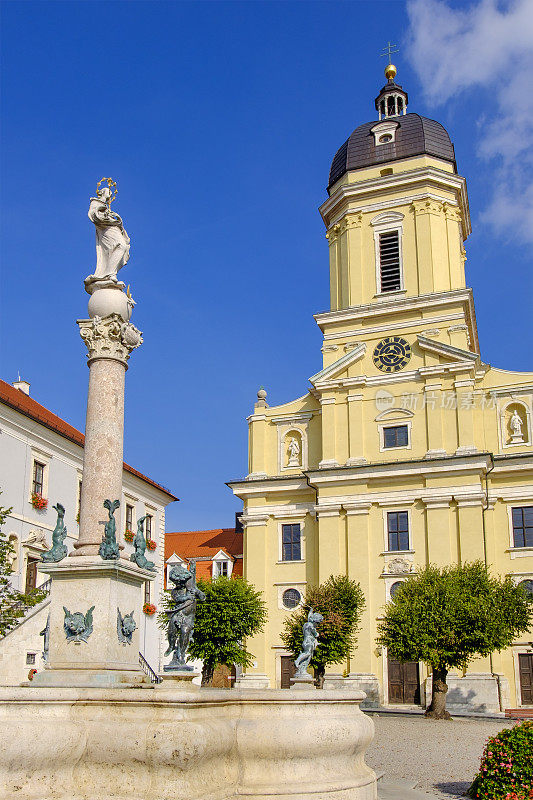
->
229;85;533;710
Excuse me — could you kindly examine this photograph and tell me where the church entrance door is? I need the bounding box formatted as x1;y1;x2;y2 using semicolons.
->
519;654;533;705
280;656;296;688
388;657;420;704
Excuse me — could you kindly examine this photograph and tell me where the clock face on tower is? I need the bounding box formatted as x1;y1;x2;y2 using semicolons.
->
373;336;412;373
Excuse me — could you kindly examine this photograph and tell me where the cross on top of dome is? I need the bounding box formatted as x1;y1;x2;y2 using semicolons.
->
375;42;408;120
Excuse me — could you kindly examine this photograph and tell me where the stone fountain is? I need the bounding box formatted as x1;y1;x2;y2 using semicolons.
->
0;179;377;800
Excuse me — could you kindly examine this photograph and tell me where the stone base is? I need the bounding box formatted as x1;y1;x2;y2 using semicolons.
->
290;673;316;690
30;668;152;689
234;672;271;689
345;673;381;708
0;685;377;800
424;672;506;714
159;670;201;690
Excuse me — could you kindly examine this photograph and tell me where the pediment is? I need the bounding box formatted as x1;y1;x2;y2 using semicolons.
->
165;552;186;564
370;211;404;227
212;549;232;562
417;334;479;365
310;343;366;387
375;407;414;422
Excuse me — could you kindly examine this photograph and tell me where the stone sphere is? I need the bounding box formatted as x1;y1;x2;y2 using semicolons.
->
88;288;132;321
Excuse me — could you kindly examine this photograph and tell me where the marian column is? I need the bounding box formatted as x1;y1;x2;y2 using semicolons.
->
35;179;155;687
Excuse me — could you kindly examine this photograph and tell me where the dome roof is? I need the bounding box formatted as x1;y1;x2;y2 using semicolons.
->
328;113;456;192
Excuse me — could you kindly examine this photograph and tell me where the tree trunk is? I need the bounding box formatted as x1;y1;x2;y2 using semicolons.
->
201;662;215;686
425;665;452;720
314;665;325;689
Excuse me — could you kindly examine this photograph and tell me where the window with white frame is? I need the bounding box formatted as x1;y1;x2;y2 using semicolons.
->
383;424;409;449
389;581;404;599
378;231;401;292
281;524;301;561
213;560;230;578
512;507;533;548
125;504;134;533
145;513;153;540
32;461;45;496
387;511;409;552
282;588;301;609
518;579;533;597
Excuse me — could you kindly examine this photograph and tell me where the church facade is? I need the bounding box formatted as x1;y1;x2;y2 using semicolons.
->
228;66;533;712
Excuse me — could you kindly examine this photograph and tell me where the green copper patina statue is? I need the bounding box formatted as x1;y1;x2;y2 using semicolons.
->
164;560;206;671
63;606;95;643
117;608;136;645
294;609;323;676
99;499;120;560
130;516;156;571
41;503;68;562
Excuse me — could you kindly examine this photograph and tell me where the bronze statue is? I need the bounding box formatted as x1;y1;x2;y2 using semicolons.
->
164;561;206;671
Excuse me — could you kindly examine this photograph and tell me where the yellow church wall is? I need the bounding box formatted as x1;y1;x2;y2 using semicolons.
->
231;89;533;708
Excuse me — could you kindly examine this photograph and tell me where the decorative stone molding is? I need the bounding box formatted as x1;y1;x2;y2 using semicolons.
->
78;314;143;366
411;198;444;216
443;203;462;222
382;556;415;575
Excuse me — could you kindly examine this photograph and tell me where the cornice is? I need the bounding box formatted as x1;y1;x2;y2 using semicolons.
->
320;166;471;238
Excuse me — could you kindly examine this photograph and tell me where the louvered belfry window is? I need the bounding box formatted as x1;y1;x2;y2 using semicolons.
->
379;230;401;292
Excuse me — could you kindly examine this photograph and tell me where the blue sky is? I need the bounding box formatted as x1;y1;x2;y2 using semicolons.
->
1;1;531;531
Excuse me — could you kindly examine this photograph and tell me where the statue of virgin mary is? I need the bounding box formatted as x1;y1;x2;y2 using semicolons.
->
86;183;130;290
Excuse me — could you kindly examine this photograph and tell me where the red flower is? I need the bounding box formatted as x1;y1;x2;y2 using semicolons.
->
124;529;135;542
28;669;37;681
146;539;156;551
31;492;48;510
143;603;156;616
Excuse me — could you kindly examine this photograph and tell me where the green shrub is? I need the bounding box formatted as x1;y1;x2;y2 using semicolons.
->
467;721;533;799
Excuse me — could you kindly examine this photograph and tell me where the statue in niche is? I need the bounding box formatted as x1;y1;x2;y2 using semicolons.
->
164;560;206;671
294;609;323;677
40;614;50;663
99;499;120;560
509;409;525;444
63;606;94;643
117;608;136;645
130;516;156;571
41;503;68;562
287;436;301;467
86;178;130;291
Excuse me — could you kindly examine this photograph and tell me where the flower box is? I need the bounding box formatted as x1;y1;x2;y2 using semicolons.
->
143;603;156;616
146;539;156;551
31;492;48;511
124;529;134;542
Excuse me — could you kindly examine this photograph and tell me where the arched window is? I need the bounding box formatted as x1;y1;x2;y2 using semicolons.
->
282;588;301;609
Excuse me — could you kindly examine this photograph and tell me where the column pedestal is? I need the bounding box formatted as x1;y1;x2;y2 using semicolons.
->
34;556;155;687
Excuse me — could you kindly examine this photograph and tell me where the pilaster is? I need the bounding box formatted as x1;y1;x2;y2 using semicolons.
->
319;396;338;468
424;383;446;457
345;503;373;674
422;496;454;564
455;379;476;454
315;505;343;582
456;493;486;563
346;393;367;465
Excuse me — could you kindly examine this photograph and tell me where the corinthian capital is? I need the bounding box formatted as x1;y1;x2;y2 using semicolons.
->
78;314;143;366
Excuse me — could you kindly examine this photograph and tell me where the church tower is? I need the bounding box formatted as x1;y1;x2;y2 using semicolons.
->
229;61;533;710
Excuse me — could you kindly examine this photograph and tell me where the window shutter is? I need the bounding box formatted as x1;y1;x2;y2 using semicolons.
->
379;230;401;292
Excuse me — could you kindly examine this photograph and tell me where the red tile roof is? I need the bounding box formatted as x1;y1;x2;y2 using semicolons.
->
0;379;178;501
165;529;243;579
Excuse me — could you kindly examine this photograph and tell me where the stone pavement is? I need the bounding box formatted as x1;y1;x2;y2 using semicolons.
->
366;712;518;799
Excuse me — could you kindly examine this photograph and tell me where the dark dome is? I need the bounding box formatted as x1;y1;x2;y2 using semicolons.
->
328;113;456;192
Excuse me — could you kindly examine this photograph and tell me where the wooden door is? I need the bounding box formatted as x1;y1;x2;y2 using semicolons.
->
25;558;38;593
519;654;533;705
280;656;296;688
388;658;420;705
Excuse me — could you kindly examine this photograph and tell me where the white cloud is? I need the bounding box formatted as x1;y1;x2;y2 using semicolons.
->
406;0;533;243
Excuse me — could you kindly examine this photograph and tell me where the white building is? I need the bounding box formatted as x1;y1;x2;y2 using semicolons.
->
0;377;177;684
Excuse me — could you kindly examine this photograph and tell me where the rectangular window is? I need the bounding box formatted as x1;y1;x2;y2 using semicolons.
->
144;581;151;604
145;513;153;539
387;511;409;552
26;653;36;665
512;507;533;548
383;425;409;449
125;504;134;532
379;230;401;292
32;461;45;495
282;524;301;561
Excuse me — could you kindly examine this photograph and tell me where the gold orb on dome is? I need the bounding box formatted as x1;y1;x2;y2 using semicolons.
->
384;63;397;80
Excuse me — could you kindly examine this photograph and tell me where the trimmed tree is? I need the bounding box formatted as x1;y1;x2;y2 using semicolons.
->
377;561;533;719
159;575;267;685
0;503;48;638
280;574;365;686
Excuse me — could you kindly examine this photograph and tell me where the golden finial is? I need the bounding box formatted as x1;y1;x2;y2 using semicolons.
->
380;41;399;81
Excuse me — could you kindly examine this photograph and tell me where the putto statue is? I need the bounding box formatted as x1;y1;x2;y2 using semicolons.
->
130;516;156;571
164;561;206;671
294;609;323;677
41;502;68;562
99;499;120;560
86;177;130;291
